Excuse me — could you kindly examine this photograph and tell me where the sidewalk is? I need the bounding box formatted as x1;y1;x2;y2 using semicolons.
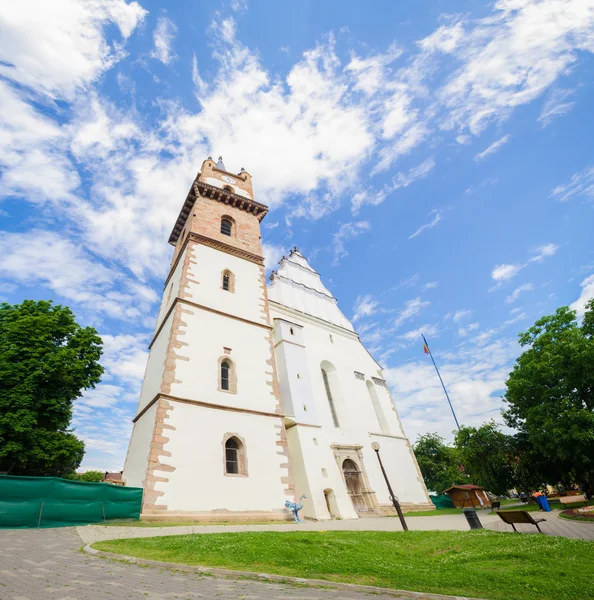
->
77;511;502;544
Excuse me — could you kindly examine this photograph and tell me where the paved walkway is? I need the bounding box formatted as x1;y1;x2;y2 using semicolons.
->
0;527;462;600
77;512;502;544
487;509;594;539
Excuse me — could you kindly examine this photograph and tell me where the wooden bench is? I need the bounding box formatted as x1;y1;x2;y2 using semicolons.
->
559;494;587;506
496;510;546;533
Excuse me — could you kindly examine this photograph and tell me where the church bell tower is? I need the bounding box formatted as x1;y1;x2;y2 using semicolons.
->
123;157;294;520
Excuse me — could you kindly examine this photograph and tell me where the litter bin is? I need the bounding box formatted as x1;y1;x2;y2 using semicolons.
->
463;508;483;530
537;496;551;512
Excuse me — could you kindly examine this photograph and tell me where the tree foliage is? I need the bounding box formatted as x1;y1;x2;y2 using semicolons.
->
503;300;594;494
0;300;103;476
413;433;465;493
454;422;517;496
68;470;105;483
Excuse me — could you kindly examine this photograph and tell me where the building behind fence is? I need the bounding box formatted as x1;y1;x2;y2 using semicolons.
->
0;475;143;528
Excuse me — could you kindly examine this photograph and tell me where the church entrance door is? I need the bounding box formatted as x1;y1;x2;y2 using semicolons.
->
342;459;368;513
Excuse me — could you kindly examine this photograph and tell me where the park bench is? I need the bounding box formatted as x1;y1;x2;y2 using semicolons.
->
496;510;546;533
559;494;587;506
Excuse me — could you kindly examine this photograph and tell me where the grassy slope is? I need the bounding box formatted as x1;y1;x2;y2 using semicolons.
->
93;530;594;600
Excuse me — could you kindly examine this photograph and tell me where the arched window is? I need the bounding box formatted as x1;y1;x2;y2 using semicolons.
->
225;437;239;473
221;217;233;236
367;380;389;434
221;269;235;292
219;357;237;393
321;368;340;428
223;434;248;476
221;360;230;390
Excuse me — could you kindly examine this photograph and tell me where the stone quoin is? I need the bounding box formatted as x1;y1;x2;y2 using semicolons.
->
123;156;433;521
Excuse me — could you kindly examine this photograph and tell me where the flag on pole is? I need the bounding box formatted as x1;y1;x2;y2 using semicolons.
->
423;340;429;354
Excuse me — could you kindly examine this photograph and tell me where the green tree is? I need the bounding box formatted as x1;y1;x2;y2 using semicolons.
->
413;433;465;493
503;300;594;496
454;421;516;496
69;470;105;483
0;300;103;476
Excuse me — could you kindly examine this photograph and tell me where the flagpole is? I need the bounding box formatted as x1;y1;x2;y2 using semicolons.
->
422;334;460;430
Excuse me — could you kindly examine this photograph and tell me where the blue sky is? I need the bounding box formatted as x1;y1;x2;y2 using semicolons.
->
1;0;593;470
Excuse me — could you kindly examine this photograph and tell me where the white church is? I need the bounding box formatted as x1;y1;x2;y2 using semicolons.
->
123;157;432;521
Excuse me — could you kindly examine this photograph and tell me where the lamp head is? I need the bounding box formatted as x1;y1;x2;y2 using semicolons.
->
371;442;380;452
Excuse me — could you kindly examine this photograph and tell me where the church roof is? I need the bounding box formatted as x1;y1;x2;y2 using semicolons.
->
267;248;355;332
216;156;226;171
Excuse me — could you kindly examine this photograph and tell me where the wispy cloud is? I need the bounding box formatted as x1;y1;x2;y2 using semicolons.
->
394;297;430;328
490;243;559;289
551;166;594;202
538;87;576;127
458;322;480;337
453;309;472;322
332;221;371;265
491;263;522;283
529;243;559;263
353;294;379;322
570;274;594;318
409;210;441;239
151;15;178;65
398;323;439;342
474;135;510;162
505;283;533;304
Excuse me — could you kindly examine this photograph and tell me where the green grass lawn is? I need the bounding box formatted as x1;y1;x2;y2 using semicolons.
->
402;507;464;516
93;530;594;600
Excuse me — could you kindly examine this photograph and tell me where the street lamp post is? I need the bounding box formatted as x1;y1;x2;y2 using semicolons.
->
371;442;408;532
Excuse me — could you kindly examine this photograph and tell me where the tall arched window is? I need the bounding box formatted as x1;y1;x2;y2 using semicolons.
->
221;269;235;292
225;437;239;473
367;380;389;434
221;217;233;236
221;360;230;390
321;368;340;428
223;434;248;476
219;357;237;393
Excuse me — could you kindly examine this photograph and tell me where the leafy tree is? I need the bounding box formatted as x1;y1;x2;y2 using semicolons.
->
413;433;465;493
0;300;103;476
454;421;516;496
69;470;105;483
503;300;594;496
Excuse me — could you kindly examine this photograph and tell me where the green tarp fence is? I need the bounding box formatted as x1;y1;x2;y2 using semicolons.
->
430;494;455;509
0;475;143;528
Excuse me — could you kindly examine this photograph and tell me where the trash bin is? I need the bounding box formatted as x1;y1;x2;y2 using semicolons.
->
538;496;551;512
463;508;483;530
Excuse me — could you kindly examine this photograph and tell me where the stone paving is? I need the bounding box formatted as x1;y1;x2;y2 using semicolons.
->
0;527;457;600
2;511;592;600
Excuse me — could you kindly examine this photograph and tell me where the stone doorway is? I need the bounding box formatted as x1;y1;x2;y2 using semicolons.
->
324;488;339;518
342;459;368;513
331;444;382;517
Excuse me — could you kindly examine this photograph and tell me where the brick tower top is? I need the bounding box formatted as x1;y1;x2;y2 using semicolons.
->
168;156;268;247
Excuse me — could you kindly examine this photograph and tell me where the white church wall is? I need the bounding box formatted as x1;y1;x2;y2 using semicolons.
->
155;402;289;513
170;308;277;414
182;244;266;326
122;401;157;488
135;311;173;414
155;246;186;332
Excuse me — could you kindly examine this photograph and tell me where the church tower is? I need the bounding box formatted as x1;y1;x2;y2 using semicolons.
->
123;157;294;520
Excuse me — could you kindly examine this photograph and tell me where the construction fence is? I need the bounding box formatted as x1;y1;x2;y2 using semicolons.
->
0;474;143;528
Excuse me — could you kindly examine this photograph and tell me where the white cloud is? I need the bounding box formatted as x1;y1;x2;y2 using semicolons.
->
474;134;510;162
491;263;522;282
398;323;439;342
262;243;285;271
570;274;594;318
423;281;439;290
538;87;576;127
231;0;248;13
551;166;594;202
458;322;480;337
387;337;517;443
435;0;594;134
529;243;559;263
394;297;430;328
505;283;534;303
331;221;371;265
352;158;435;213
408;210;441;239
353;294;379;322
0;0;147;99
151;15;177;65
0;230;156;320
453;309;472;322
